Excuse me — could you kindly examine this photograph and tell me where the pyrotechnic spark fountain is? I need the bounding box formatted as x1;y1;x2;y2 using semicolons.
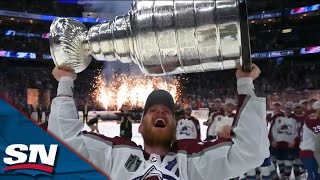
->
91;70;181;110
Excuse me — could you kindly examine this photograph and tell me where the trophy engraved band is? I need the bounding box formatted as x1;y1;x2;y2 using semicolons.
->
49;0;251;75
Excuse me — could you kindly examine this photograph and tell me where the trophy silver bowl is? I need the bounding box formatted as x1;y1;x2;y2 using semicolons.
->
49;0;251;75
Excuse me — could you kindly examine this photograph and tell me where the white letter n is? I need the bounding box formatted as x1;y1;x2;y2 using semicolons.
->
29;145;58;166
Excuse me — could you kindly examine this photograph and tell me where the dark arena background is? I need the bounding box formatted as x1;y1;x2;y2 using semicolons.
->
0;0;319;179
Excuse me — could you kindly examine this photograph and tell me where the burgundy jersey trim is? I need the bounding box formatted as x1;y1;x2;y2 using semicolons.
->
300;150;314;158
171;137;232;155
232;95;250;127
82;131;140;148
304;117;320;134
305;109;316;118
266;113;272;123
292;114;306;124
187;116;201;141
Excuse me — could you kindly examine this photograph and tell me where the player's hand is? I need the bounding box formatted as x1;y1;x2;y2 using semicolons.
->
271;141;277;147
52;64;77;81
218;125;231;138
236;63;261;80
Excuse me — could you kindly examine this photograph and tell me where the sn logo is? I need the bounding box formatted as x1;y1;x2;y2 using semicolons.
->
3;144;58;174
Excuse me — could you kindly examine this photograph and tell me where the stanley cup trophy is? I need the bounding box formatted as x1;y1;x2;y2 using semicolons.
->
49;0;251;75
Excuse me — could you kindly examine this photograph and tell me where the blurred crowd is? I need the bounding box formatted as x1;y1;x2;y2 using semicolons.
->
177;61;320;110
1;60;320;117
250;15;320;53
0;0;83;17
0;0;319;115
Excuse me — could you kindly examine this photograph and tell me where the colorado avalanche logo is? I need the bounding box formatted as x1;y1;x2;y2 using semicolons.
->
180;126;192;136
277;124;293;135
141;166;163;180
132;165;178;180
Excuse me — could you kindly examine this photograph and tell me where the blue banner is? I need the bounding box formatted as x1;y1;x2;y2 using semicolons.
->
0;10;107;23
0;50;36;59
3;30;49;39
0;97;109;179
249;3;320;20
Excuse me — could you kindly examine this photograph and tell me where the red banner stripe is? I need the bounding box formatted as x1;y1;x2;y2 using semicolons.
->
3;164;53;173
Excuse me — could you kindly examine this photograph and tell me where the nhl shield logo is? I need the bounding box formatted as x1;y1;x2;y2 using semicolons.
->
125;154;142;172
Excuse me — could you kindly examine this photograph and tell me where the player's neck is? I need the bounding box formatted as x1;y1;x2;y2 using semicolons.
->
144;145;170;156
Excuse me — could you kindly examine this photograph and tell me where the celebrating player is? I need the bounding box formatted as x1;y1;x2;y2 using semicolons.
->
175;107;201;141
270;101;300;179
48;64;269;180
300;101;320;180
205;98;236;140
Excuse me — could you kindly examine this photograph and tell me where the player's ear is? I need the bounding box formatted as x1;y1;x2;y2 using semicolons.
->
138;115;145;134
138;116;143;134
138;124;143;134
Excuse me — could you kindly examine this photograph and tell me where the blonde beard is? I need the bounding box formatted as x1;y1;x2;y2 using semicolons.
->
141;125;176;148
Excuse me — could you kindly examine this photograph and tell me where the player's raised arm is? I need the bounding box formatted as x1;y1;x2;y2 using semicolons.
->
48;66;112;173
187;64;270;179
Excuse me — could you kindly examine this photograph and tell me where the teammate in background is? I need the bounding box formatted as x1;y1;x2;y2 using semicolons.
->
308;99;317;110
306;99;317;116
174;109;185;121
292;103;307;179
184;107;201;140
205;98;224;124
176;107;201;141
293;103;305;117
118;105;134;140
86;115;101;133
267;102;283;124
267;101;284;179
300;99;309;114
205;99;236;140
271;101;300;179
293;103;308;174
48;64;269;180
300;100;320;180
212;98;223;113
244;102;283;180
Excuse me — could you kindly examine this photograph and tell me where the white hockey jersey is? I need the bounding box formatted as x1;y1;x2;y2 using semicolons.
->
271;115;300;145
176;119;198;140
206;112;236;138
300;116;320;169
48;77;269;180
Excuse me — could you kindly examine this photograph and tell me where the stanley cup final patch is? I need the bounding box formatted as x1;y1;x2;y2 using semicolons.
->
125;154;142;172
